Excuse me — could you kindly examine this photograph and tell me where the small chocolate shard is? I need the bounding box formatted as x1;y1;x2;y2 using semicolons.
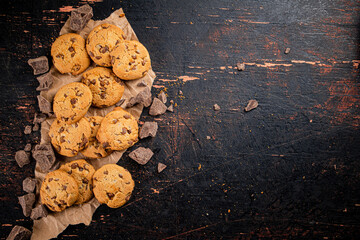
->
157;163;167;173
18;193;35;217
167;104;174;112
15;150;30;168
28;56;49;75
129;147;154;165
37;95;52;114
6;225;32;240
284;47;291;54
32;123;39;132
33;113;47;124
244;99;259;112
24;125;32;135
236;62;245;71
32;144;57;172
139;122;158;139
179;90;183;95
70;4;93;32
158;91;167;104
149;98;167;116
36;72;54;91
136;79;147;87
213;104;220;111
115;99;125;107
23;177;37;193
30;204;48;220
24;143;32;152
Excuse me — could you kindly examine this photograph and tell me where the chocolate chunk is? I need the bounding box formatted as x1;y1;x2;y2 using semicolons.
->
70;98;77;105
28;56;49;75
126;87;152;108
23;177;37;193
15;150;30;168
36;72;54;91
70;4;93;32
167;104;174;112
149;98;167;116
244;99;259;112
107;192;114;199
24;143;32;152
129;147;154;165
284;47;291;54
115;99;125;107
158;91;167;104
18;193;35;217
6;225;32;240
32;144;57;172
236;62;245;71
32;123;39;132
37;95;52;114
24;125;32;135
33;113;47;124
139;122;158;139
157;163;167;173
30;204;48;220
136;79;147;87
213;104;220;111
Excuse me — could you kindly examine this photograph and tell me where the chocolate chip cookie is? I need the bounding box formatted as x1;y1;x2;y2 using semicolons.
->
53;82;92;124
110;40;151;80
49;118;91;157
51;33;90;75
40;170;79;212
92;164;134;208
81;67;125;108
86;23;125;67
60;159;95;204
96;107;139;151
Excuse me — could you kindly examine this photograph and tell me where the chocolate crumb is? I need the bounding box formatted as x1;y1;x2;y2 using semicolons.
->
24;125;32;135
167;104;174;112
32;123;39;132
179;90;183;95
115;99;125;107
284;47;291;54
236;62;245;71
157;163;167;173
136;79;147;87
24;143;32;152
244;99;259;112
158;91;167;104
213;104;220;111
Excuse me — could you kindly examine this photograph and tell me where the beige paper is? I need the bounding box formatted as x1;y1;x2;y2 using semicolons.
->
32;8;155;240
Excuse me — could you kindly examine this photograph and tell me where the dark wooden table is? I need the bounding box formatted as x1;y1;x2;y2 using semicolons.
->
1;0;360;239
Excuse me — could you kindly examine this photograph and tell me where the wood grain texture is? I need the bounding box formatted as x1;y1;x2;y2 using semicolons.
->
1;0;360;239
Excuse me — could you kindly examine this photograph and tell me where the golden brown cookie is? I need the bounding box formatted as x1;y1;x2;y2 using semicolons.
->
51;33;90;75
60;159;95;204
53;82;93;124
81;67;125;108
81;116;112;158
40;170;79;212
49;118;91;157
110;40;151;80
92;164;134;208
96;107;139;151
86;23;125;67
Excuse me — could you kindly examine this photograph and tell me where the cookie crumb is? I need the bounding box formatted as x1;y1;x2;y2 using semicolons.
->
157;163;167;173
129;147;154;165
139;122;158;139
213;104;220;111
24;125;32;135
244;99;259;112
236;62;245;71
284;47;291;54
149;98;167;116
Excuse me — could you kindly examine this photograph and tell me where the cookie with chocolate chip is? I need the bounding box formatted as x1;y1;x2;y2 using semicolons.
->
96;107;139;151
60;159;95;204
110;40;151;80
86;23;125;67
92;164;134;208
51;33;90;75
48;118;91;157
40;170;79;212
81;67;125;108
53;82;92;124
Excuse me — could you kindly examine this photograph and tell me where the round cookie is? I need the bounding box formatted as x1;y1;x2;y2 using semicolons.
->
92;164;134;208
51;33;90;75
49;118;91;157
86;23;125;67
81;67;125;108
53;82;93;124
81;116;112;158
40;170;79;212
96;107;139;151
110;40;151;80
60;159;95;204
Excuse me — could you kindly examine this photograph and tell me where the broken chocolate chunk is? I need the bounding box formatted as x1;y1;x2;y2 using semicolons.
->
15;150;30;168
136;79;147;87
70;4;93;32
139;122;158;139
37;95;52;114
6;225;32;240
244;99;259;112
167;104;174;112
129;147;154;165
28;56;49;75
32;123;39;132
115;98;125;107
24;143;32;152
32;144;57;172
284;47;291;54
149;98;167;116
18;193;35;217
30;204;48;220
213;104;220;111
236;62;245;71
33;113;47;124
126;87;152;108
157;163;167;173
23;177;37;193
158;91;167;104
36;72;54;91
24;125;32;135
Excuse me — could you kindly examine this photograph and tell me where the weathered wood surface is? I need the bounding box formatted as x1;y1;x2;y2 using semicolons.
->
1;0;359;239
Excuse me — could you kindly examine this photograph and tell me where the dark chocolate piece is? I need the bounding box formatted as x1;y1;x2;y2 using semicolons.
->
33;123;39;132
213;104;220;111
32;144;57;172
129;147;154;165
244;99;259;112
23;177;37;193
167;104;174;112
136;79;147;87
149;98;167;116
236;62;245;71
284;47;291;54
37;95;52;114
36;72;54;91
24;143;32;152
115;98;125;107
30;204;48;220
15;150;30;168
27;56;49;75
158;91;167;104
157;163;167;173
24;125;32;135
70;4;93;32
33;113;47;124
6;225;32;240
126;87;152;108
18;193;35;217
139;122;158;139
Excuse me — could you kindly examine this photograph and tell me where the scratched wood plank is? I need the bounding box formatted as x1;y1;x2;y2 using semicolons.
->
1;0;360;239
